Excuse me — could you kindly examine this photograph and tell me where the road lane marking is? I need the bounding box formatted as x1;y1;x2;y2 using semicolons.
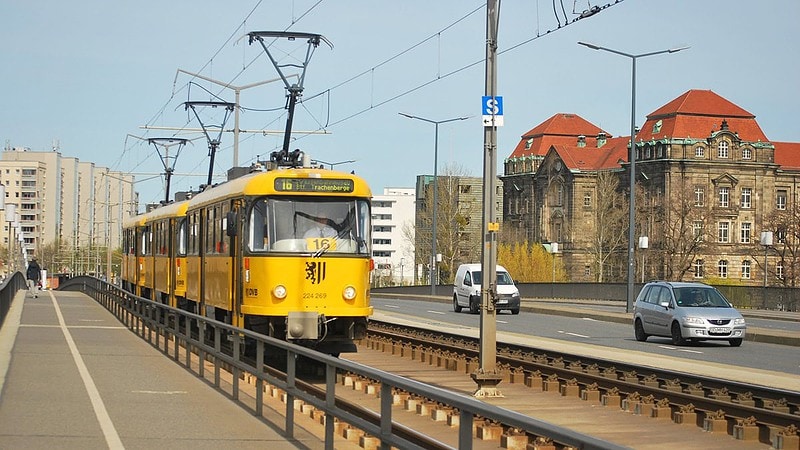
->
558;331;590;338
427;311;446;315
658;345;703;354
383;304;400;309
50;292;125;449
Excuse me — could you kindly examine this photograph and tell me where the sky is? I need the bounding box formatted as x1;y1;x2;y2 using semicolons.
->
3;1;799;208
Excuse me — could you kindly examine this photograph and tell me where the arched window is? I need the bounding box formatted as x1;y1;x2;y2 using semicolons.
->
741;260;751;279
695;146;705;158
717;260;728;278
717;141;729;158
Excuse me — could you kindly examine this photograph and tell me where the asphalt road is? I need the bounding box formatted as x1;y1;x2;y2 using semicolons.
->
371;295;800;377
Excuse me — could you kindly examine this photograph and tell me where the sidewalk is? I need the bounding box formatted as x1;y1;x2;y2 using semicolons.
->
0;289;320;449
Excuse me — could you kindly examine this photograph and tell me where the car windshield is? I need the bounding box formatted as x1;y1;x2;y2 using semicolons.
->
674;287;731;308
471;270;514;285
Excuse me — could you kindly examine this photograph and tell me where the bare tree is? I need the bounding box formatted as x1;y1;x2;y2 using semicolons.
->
414;163;478;285
587;171;628;282
763;200;800;287
654;182;711;281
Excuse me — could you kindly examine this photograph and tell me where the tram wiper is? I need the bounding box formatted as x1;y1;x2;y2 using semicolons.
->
312;237;335;258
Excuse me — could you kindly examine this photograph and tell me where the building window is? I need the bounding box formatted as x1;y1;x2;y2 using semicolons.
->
524;138;533;150
695;146;705;158
459;185;472;194
740;222;751;243
718;222;730;243
777;262;784;280
584;265;591;277
741;260;751;279
776;189;787;210
556;183;564;206
718;260;728;278
694;187;705;207
693;221;704;241
777;227;786;244
583;191;592;207
718;187;729;207
694;259;704;278
718;141;729;158
741;188;751;209
742;147;752;160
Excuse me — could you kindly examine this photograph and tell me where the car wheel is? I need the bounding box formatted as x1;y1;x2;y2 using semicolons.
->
510;308;520;315
469;296;479;314
729;338;743;347
670;322;686;346
634;319;648;342
453;295;462;313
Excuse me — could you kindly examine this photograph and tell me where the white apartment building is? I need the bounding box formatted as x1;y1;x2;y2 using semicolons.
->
371;187;416;286
1;146;137;275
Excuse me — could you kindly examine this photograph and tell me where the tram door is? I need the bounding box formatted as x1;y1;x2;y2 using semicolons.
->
200;201;243;326
227;200;244;329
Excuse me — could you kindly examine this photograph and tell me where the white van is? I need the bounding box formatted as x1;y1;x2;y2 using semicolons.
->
452;263;520;315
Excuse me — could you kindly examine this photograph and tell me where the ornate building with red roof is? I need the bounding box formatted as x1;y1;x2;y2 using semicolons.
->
501;90;800;286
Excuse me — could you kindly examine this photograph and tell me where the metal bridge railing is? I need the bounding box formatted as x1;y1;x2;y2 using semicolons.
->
0;272;27;329
59;276;625;450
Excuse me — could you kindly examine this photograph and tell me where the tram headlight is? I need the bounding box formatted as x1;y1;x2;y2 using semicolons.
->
273;284;287;299
343;285;357;300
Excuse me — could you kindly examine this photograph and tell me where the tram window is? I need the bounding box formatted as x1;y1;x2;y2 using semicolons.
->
205;207;216;254
176;218;187;256
248;200;269;252
220;203;229;253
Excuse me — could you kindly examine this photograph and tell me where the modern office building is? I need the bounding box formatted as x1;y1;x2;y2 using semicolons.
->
414;175;503;285
371;187;416;286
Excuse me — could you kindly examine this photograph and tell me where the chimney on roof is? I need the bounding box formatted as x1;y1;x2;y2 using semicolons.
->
577;135;586;148
597;132;607;148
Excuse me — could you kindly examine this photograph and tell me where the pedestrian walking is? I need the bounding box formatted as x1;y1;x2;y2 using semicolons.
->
26;257;42;298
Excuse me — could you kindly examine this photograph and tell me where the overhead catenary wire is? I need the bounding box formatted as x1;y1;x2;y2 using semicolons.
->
130;0;625;205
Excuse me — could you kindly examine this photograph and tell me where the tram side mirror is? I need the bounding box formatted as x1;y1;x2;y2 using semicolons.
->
226;211;238;237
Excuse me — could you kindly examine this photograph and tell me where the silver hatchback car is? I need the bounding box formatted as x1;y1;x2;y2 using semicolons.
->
633;281;746;347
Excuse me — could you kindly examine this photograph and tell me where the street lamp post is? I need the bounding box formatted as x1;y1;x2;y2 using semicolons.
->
578;41;688;313
399;112;469;296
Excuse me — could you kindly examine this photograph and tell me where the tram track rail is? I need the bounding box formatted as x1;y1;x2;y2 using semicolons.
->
362;319;800;448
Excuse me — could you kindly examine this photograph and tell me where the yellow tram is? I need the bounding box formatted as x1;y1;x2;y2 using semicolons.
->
122;154;373;354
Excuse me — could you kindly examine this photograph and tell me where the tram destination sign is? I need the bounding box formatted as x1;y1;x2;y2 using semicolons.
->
274;177;354;193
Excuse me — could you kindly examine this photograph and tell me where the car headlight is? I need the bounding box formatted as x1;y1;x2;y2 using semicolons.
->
273;285;287;299
733;318;746;325
343;285;357;300
683;316;705;325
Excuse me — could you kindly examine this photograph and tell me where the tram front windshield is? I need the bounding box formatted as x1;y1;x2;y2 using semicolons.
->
248;197;370;255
